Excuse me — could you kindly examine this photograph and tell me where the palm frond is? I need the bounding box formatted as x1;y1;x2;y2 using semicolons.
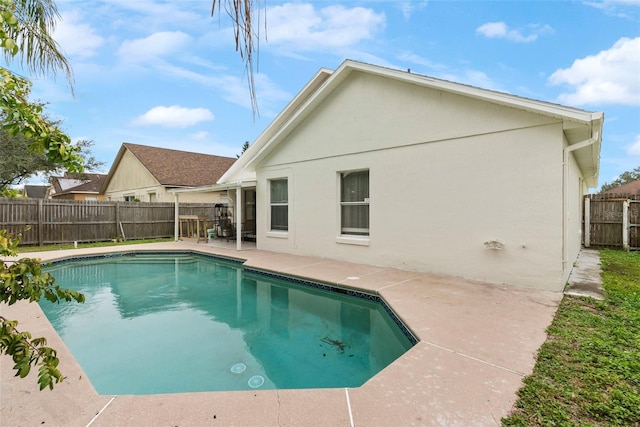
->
211;0;265;118
3;0;74;94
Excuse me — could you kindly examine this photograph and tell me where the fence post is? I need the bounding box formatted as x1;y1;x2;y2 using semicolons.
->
584;196;590;248
622;200;629;251
37;199;44;246
115;202;120;240
174;195;179;242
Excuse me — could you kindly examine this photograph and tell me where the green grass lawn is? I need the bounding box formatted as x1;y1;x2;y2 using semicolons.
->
503;249;640;426
16;238;174;253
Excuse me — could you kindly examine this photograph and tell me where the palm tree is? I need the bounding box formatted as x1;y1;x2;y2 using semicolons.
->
2;0;73;90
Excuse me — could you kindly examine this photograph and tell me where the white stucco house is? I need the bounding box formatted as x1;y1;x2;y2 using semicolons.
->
176;60;604;292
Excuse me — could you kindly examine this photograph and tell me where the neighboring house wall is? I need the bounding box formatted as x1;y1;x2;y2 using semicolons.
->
253;71;580;291
53;193;104;201
103;151;162;201
103;150;228;203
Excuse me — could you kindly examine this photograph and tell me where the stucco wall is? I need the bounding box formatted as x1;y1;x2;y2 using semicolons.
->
254;71;575;291
565;143;587;284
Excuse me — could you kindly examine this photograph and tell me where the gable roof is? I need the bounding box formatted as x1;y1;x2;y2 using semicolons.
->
23;185;50;199
103;143;237;191
49;173;107;196
603;179;640;195
221;59;604;187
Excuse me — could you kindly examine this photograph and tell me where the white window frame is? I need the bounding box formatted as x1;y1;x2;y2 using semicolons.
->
269;178;288;233
337;169;370;246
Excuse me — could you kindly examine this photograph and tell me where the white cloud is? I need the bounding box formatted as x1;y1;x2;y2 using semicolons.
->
132;105;214;128
156;62;291;116
398;51;446;70
117;31;192;63
190;131;211;141
96;0;206;33
476;21;553;43
628;135;640;156
549;37;640;106
438;69;504;92
54;11;104;58
266;3;385;51
584;0;640;19
399;1;428;20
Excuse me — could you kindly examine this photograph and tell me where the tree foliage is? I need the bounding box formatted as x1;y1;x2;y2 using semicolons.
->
237;140;250;158
600;166;640;192
0;127;104;188
1;230;85;390
0;68;83;174
1;0;85;391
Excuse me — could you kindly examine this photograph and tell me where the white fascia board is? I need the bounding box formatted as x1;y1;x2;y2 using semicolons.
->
347;60;602;127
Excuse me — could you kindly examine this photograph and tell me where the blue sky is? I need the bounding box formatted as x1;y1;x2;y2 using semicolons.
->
10;0;640;189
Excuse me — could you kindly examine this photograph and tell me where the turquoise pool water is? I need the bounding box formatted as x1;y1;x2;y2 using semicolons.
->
40;253;414;395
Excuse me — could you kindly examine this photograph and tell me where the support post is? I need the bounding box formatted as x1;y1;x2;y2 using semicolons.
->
584;196;590;247
236;186;242;250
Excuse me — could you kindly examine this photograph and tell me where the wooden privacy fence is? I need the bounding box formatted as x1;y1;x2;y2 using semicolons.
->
0;198;217;246
584;194;640;251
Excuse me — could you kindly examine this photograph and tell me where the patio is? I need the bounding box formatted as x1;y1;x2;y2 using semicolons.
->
0;241;562;426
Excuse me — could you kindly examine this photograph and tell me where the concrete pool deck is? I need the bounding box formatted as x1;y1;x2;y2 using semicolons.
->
2;241;564;426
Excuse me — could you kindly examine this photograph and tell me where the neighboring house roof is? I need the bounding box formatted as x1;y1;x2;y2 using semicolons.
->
102;143;237;192
220;59;604;188
23;185;50;199
603;180;640;195
50;173;107;197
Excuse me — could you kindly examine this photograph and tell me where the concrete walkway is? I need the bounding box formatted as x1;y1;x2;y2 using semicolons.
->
1;241;564;426
564;249;605;300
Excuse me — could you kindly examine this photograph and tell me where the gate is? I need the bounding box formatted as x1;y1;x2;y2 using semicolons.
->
584;194;640;250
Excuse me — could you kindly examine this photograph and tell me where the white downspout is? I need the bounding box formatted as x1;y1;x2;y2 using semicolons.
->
562;131;599;273
174;193;180;242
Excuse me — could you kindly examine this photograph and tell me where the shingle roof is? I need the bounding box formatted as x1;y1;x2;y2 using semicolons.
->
23;185;49;199
50;174;107;196
123;143;236;187
603;180;640;195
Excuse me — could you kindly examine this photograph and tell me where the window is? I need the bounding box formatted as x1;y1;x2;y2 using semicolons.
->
123;195;136;202
148;192;157;203
341;170;369;236
270;179;288;231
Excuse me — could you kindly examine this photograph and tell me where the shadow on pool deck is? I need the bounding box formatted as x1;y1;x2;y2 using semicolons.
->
1;241;565;426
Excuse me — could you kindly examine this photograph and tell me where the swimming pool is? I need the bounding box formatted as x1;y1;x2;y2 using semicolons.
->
40;252;415;395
